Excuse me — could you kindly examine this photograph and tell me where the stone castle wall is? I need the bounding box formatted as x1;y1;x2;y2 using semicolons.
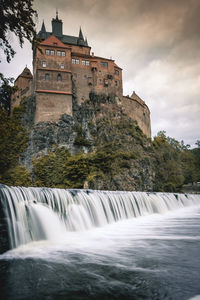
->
121;96;151;138
35;93;72;123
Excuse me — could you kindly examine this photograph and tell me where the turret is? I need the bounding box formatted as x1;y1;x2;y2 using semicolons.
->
77;27;85;46
38;20;47;39
52;10;63;37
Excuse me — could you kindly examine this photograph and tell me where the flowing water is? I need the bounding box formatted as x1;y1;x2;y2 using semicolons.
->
0;186;200;300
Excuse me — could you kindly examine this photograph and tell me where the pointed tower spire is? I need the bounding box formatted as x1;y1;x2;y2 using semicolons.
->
41;20;46;33
85;37;88;46
79;27;84;40
56;8;58;20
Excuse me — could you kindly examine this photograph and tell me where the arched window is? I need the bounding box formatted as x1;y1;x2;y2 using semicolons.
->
57;74;62;81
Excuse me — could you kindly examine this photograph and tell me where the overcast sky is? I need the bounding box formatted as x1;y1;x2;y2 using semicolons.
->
1;0;200;147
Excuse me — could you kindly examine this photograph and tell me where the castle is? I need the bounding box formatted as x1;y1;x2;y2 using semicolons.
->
11;13;151;138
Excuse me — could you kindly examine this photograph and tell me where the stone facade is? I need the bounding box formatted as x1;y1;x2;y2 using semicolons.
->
11;67;33;110
11;13;151;138
121;92;151;138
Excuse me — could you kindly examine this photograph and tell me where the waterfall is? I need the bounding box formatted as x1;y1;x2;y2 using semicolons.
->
0;185;200;251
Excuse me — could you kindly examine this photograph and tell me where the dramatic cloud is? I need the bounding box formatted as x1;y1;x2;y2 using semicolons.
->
1;0;200;146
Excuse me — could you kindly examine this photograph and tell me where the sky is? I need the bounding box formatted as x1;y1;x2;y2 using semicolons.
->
1;0;200;147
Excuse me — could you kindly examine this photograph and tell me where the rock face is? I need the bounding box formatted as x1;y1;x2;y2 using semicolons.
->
20;92;155;191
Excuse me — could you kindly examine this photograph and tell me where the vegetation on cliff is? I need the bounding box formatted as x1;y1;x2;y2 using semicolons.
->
0;92;199;192
0;102;32;186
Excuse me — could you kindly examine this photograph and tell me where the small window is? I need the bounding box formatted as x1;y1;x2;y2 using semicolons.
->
99;79;102;84
72;58;76;64
57;51;61;56
100;61;108;68
42;61;46;68
82;60;90;66
76;59;80;64
45;73;50;80
45;49;50;55
73;73;77;79
62;51;66;56
115;80;118;86
115;69;119;75
61;63;64;69
99;70;102;75
57;74;62;81
53;42;57;45
50;50;54;56
84;75;87;80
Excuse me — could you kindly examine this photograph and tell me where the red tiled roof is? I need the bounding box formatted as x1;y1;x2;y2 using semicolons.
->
40;35;69;48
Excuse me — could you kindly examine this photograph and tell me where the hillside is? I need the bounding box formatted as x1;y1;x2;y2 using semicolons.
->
0;93;199;192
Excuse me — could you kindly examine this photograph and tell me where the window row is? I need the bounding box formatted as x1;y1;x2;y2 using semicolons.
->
45;73;62;81
73;73;87;80
42;61;65;69
45;49;66;56
98;79;118;86
72;59;90;65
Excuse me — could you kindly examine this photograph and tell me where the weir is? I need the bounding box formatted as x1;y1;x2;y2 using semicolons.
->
0;185;200;253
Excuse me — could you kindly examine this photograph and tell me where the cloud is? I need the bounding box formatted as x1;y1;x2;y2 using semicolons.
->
1;0;199;146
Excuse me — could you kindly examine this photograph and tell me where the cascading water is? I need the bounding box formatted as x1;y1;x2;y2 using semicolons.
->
0;185;200;251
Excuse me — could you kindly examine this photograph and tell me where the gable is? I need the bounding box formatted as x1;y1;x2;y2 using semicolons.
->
40;35;69;48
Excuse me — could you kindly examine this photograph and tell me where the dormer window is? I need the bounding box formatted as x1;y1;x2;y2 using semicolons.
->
57;74;62;81
42;61;46;68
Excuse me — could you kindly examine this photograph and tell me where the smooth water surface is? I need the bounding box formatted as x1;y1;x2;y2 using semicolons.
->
0;206;200;300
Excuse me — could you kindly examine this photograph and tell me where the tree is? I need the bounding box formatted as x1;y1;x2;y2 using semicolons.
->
195;140;200;148
0;75;16;114
0;0;37;63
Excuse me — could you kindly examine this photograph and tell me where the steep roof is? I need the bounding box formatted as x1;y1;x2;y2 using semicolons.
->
15;67;32;82
40;35;69;48
38;15;89;47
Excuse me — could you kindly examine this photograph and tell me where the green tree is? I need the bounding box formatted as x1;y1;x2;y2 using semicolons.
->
0;0;37;63
0;105;28;180
0;75;17;114
153;132;184;191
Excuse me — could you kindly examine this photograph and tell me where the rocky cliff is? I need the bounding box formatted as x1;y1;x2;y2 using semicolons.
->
17;92;155;191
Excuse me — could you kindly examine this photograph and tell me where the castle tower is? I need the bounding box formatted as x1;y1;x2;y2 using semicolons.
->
52;10;63;37
11;67;33;111
33;31;73;123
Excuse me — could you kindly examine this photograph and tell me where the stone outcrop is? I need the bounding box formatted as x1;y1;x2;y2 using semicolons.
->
20;92;155;191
